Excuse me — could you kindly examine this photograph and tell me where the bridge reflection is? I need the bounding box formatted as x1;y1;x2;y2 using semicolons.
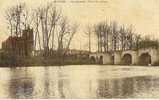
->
96;76;158;98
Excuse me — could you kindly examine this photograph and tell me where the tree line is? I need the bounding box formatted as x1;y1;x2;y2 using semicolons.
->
5;3;78;57
85;21;159;53
5;3;159;56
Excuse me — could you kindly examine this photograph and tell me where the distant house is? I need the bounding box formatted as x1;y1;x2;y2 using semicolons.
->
2;27;34;57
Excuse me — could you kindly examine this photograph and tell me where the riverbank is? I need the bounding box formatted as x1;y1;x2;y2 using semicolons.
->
0;55;159;67
0;56;94;67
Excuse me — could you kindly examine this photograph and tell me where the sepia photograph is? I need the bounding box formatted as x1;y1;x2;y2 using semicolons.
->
0;0;159;99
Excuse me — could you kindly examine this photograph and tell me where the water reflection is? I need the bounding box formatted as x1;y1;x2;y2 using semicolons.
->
96;76;158;98
43;67;50;98
9;68;34;98
1;66;159;98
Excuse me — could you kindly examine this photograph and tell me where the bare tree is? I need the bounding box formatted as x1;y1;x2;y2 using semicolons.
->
32;8;41;50
33;3;62;56
57;17;78;55
119;25;126;50
32;3;78;58
84;25;92;53
5;3;30;37
93;20;149;52
94;24;100;52
111;21;119;51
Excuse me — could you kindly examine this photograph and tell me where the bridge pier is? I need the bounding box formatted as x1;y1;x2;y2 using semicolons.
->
150;49;158;65
103;53;112;65
132;51;138;65
114;52;122;65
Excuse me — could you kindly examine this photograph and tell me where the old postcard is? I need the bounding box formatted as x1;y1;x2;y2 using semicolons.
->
0;0;158;99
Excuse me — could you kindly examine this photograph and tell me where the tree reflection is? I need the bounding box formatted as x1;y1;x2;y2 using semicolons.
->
9;68;34;99
43;67;50;98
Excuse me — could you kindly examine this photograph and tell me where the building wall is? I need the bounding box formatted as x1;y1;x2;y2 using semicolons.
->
2;28;34;57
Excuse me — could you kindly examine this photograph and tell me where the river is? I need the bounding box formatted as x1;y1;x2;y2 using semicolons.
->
0;65;159;99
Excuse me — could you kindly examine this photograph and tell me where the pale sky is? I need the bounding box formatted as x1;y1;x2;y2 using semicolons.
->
0;0;159;51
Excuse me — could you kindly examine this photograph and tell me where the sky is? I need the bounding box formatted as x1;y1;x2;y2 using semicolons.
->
0;0;159;51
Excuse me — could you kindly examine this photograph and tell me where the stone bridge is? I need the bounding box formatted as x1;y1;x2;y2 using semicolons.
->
89;48;159;65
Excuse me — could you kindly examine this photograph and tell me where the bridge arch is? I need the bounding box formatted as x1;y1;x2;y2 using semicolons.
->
90;56;96;64
99;55;103;64
139;52;151;65
121;51;138;65
138;48;158;65
121;53;132;65
89;53;104;64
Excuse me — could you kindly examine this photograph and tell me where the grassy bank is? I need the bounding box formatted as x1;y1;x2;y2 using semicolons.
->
0;56;93;67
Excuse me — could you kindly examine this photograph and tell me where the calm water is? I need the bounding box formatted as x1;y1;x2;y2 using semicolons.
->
1;65;159;98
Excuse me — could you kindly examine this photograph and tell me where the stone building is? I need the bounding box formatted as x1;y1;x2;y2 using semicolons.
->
2;28;34;57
